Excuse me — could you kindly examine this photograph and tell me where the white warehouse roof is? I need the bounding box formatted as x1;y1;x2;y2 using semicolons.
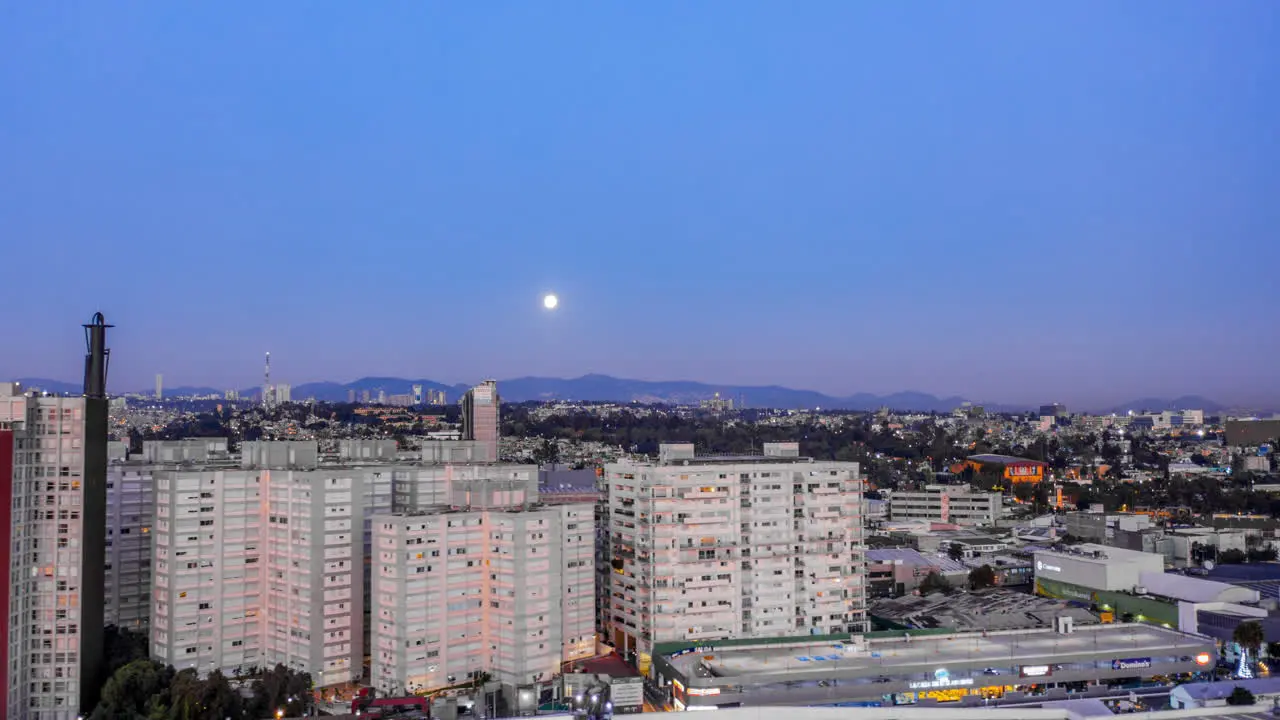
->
1138;571;1261;604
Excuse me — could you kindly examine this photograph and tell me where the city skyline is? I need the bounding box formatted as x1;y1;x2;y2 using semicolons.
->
1;369;1267;413
2;3;1278;409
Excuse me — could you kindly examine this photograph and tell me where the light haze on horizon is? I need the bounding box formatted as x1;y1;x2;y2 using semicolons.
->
1;2;1277;408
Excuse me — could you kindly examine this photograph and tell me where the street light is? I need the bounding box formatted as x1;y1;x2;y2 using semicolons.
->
276;710;284;719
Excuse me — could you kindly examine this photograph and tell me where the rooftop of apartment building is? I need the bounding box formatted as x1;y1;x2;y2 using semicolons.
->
889;484;998;496
614;442;829;466
123;438;530;469
379;500;588;518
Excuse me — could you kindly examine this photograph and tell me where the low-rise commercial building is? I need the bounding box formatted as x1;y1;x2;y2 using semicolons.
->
1226;419;1280;447
1170;677;1280;709
653;624;1215;710
1033;544;1165;595
1164;528;1247;567
865;549;976;598
886;486;1002;526
963;455;1048;484
1033;544;1260;631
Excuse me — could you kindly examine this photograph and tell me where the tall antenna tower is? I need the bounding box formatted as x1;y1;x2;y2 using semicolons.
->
263;351;272;407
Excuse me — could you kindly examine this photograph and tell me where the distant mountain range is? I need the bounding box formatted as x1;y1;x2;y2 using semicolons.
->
8;374;1239;414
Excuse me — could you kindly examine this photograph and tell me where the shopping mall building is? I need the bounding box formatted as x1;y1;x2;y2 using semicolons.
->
652;623;1215;710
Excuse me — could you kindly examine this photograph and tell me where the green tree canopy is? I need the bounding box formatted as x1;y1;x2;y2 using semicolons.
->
1234;620;1265;657
1227;686;1256;706
247;664;313;719
919;571;952;595
969;565;998;590
90;659;173;720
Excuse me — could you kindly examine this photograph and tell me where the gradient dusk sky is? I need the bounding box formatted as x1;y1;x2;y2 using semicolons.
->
1;2;1277;408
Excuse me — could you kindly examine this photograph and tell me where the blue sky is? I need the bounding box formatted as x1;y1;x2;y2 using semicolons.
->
1;2;1277;407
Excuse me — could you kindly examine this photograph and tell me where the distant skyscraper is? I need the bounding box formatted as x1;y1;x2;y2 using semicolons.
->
262;352;272;408
155;373;163;399
1039;403;1067;417
700;392;734;413
376;389;387;405
361;389;371;404
460;380;500;461
411;384;423;405
347;388;357;403
275;383;291;404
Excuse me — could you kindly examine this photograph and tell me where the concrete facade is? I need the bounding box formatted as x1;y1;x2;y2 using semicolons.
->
604;443;867;657
141;438;229;464
886;486;1002;526
1033;544;1165;593
370;502;596;697
338;439;399;461
460;381;500;462
390;464;538;509
418;439;497;464
105;463;154;630
0;391;108;720
150;459;393;687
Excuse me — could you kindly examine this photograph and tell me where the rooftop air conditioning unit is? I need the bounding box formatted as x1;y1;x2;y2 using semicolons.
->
1134;586;1147;595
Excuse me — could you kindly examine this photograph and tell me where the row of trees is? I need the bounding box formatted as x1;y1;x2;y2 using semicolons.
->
502;405;955;463
92;629;313;720
917;565;999;595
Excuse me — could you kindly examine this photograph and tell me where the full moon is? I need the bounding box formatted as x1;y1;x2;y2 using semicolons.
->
542;293;559;310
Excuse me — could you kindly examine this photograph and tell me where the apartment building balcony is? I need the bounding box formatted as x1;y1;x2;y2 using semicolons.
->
686;604;737;622
678;489;729;500
682;627;728;641
802;513;844;526
804;588;847;604
752;586;793;602
682;576;732;590
745;542;796;556
675;537;734;550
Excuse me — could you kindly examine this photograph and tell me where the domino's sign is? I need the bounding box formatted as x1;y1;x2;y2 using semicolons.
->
1112;657;1152;671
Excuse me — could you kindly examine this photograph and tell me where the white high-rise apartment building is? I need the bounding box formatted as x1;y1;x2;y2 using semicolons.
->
1;387;108;720
105;462;155;630
101;440;231;633
150;443;393;687
604;443;866;657
370;485;594;698
151;467;264;675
